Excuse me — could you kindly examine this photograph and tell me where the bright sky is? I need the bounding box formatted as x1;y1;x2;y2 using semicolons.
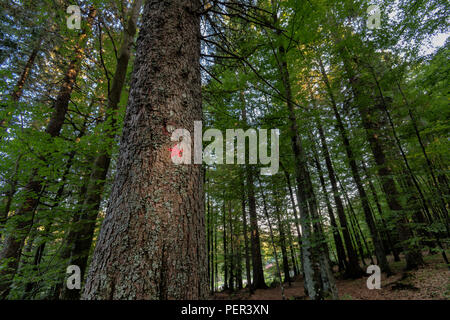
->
420;32;449;55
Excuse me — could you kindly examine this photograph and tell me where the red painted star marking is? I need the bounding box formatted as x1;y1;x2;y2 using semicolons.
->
169;144;183;158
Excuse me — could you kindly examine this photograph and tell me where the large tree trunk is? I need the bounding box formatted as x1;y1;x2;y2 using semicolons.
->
82;0;207;299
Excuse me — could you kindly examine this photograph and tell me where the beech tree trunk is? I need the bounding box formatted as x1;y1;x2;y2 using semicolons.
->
240;177;252;290
310;136;348;273
240;94;267;290
273;195;291;284
317;56;391;275
274;35;337;297
222;199;228;291
245;165;267;289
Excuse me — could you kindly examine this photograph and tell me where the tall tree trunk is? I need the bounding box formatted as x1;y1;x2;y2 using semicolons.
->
280;163;304;276
285;215;299;276
82;0;207;299
309;127;350;275
315;116;365;277
245;165;267;290
0;35;42;136
0;154;22;237
276;42;333;299
361;161;400;262
208;193;215;293
23;133;85;298
236;234;243;290
228;201;234;291
258;177;286;300
11;37;42;102
398;81;449;229
346;61;423;269
240;177;252;291
317;56;391;275
273;189;291;284
222;199;228;291
214;209;218;292
240;93;266;290
336;173;374;265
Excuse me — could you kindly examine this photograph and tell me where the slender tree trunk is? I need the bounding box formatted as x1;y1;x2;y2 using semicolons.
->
245;165;267;289
11;37;42;102
240;92;267;290
276;42;335;298
0;35;42;136
207;190;211;291
0;154;22;236
398;82;448;226
349;67;423;270
317;56;391;275
228;202;234;291
209;195;215;293
214;211;218;292
240;177;252;291
280;162;303;251
285;216;299;276
258;177;285;300
223;199;228;291
314;117;366;277
361;161;400;261
309;127;350;275
273;193;291;284
236;235;243;290
23;137;84;298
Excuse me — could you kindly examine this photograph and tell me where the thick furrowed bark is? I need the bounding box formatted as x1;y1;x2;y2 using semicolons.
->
82;0;208;300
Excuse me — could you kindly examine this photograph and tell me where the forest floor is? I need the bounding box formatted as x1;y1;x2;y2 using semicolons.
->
213;251;450;300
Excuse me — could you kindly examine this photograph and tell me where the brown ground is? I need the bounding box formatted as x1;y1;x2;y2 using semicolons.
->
213;252;450;300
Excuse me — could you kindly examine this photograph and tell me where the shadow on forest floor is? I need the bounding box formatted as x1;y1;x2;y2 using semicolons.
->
213;251;450;300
